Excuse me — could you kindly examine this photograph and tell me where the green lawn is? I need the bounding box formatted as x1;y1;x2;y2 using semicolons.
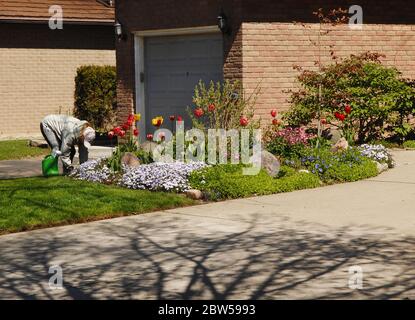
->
0;177;194;234
0;140;49;160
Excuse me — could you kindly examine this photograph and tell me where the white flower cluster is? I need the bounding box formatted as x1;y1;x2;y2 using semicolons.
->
120;161;208;192
75;159;112;183
359;144;395;167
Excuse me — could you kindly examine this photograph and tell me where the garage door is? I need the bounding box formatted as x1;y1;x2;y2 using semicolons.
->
144;33;223;131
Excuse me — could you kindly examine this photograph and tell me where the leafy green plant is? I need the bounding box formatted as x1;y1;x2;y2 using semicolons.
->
74;65;117;132
285;52;415;143
300;146;378;183
189;164;320;200
403;140;415;149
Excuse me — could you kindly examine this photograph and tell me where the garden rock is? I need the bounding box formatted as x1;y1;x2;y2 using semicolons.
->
185;189;203;200
140;141;158;154
331;138;349;152
250;150;280;177
29;139;48;148
121;152;141;168
323;128;342;144
375;161;388;174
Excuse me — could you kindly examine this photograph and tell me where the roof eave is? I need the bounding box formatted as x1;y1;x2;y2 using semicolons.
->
0;17;114;25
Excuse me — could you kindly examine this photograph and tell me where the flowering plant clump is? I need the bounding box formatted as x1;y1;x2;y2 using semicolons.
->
120;161;208;192
151;116;164;127
359;144;395;168
301;148;363;175
108;113;141;141
275;127;315;145
265;126;314;160
299;147;378;182
74;159;114;183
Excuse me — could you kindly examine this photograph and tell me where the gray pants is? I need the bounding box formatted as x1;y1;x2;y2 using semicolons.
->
40;123;76;168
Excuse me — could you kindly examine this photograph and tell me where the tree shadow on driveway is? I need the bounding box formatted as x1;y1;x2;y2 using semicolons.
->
0;213;414;300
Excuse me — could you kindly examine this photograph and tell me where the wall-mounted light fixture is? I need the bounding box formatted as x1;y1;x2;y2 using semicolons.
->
114;21;126;41
217;12;230;35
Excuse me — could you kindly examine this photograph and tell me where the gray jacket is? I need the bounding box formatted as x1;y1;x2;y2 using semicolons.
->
41;115;89;168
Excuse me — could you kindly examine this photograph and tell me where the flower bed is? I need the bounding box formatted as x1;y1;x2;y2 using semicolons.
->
74;159;207;192
120;162;208;192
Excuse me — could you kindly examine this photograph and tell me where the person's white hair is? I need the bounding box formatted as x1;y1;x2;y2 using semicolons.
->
83;127;96;148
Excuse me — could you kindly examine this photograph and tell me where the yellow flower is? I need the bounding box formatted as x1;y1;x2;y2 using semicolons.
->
134;113;141;121
151;116;164;127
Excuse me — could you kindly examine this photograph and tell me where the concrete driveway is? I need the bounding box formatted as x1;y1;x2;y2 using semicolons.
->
0;151;414;300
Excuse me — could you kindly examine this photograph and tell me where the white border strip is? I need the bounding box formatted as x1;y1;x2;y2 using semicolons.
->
134;25;220;37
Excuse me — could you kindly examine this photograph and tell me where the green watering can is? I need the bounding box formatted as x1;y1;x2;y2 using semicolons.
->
42;155;59;177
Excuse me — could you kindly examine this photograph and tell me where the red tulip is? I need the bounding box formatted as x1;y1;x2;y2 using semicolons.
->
271;109;278;118
146;133;153;141
335;112;346;122
194;108;204;118
119;130;126;137
208;104;216;112
177;115;183;123
240;117;249;127
169;115;175;121
113;127;121;135
127;114;135;126
122;123;129;130
272;119;280;126
133;129;139;136
345;105;352;114
108;131;114;139
321;118;327;125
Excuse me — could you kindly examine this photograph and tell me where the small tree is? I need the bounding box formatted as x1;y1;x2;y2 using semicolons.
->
293;8;349;145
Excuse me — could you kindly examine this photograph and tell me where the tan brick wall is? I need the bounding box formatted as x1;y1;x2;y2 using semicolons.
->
0;48;115;138
242;22;415;121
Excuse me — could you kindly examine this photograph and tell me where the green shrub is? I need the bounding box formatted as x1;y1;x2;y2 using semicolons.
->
300;147;378;183
74;65;117;132
370;140;402;149
285;52;415;143
324;160;378;183
189;164;321;200
403;140;415;149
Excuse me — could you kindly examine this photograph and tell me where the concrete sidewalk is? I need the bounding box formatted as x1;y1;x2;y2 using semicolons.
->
0;151;414;299
0;146;114;179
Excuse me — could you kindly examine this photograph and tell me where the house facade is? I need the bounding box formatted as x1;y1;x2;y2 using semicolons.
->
0;0;115;138
115;0;415;135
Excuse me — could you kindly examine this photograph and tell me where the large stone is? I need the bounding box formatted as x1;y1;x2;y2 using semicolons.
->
185;189;203;200
121;152;141;168
140;141;158;154
331;137;349;152
323;128;342;144
375;161;389;174
250;150;281;177
28;139;48;148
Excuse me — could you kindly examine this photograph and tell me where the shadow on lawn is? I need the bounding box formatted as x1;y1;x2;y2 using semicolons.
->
0;214;414;300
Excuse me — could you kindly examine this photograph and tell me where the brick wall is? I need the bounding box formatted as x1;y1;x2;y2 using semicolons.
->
242;22;415;120
0;23;115;138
